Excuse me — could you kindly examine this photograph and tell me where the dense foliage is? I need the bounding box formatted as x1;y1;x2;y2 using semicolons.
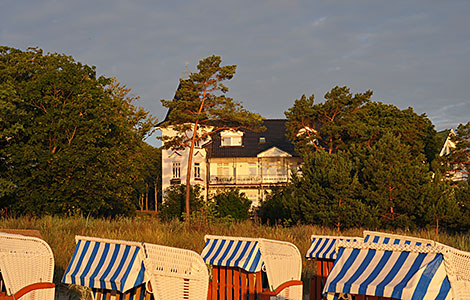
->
261;86;467;232
160;184;205;220
0;47;157;216
210;189;251;221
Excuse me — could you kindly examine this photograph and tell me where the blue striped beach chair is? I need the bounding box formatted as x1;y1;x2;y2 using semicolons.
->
62;236;147;300
305;235;363;300
62;236;209;300
322;232;470;300
201;235;303;300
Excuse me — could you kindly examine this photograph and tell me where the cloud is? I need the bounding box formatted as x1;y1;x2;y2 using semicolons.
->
1;0;469;146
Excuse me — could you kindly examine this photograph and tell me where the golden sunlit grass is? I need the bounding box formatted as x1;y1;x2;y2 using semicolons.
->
2;215;470;286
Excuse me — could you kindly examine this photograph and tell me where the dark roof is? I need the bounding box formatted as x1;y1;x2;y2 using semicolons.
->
207;119;298;158
156;81;183;127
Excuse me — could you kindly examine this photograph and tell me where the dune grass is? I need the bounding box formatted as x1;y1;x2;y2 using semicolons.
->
2;215;470;288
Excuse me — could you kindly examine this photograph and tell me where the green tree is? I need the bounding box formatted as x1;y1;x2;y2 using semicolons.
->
298;150;372;230
285;87;439;163
132;143;161;211
210;189;251;221
0;47;156;216
360;132;431;229
454;181;470;231
160;55;264;215
347;102;439;163
285;87;371;155
447;122;470;180
160;184;204;220
419;173;458;234
258;184;300;226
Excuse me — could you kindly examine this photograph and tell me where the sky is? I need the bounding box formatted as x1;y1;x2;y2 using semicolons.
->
1;0;469;147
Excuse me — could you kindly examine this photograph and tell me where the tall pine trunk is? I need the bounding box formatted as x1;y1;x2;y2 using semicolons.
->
185;120;199;216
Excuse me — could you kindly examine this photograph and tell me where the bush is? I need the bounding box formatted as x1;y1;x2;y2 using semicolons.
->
258;184;299;226
160;185;204;220
211;189;251;221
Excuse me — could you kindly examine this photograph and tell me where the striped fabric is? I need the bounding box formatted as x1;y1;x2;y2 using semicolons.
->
305;236;362;260
201;236;263;273
363;231;434;246
62;237;146;293
324;242;452;300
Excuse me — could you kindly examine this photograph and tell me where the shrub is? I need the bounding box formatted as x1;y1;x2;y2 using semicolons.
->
211;189;251;221
160;185;204;220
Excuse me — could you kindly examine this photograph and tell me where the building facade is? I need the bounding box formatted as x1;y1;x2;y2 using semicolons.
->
159;120;301;206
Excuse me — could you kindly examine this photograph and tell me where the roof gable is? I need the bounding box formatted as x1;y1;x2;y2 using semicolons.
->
257;146;292;158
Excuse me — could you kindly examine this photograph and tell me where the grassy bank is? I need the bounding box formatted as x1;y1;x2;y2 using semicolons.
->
2;215;470;285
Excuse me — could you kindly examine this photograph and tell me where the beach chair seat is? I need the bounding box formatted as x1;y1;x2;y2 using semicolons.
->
62;236;209;300
0;232;55;300
202;235;303;300
305;235;363;300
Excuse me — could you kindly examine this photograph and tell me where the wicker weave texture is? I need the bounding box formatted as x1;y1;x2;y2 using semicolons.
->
143;243;208;300
363;230;436;246
442;246;470;300
0;232;54;300
258;238;302;300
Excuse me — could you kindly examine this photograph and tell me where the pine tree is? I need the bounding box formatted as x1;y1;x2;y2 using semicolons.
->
160;55;264;216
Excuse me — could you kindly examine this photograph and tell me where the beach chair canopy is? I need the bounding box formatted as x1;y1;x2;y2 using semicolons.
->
305;235;363;260
201;235;263;273
201;235;302;293
323;239;462;300
62;236;146;293
0;232;55;300
363;230;436;246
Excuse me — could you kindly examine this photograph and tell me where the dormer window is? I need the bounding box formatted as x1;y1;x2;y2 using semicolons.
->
220;130;243;147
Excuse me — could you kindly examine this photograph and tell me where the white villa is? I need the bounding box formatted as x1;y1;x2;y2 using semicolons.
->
159;119;301;206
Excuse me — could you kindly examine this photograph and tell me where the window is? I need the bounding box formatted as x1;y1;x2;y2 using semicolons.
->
221;136;242;146
259;137;266;143
172;162;181;179
217;163;231;176
248;163;257;176
194;162;201;179
220;130;243;146
222;137;231;146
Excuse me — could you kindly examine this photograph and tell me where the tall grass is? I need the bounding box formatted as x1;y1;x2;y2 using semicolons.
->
2;215;470;285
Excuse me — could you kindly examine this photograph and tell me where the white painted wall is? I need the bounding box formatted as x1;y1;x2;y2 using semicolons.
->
160;126;209;201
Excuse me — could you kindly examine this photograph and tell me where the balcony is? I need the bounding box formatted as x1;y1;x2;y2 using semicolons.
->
209;175;289;185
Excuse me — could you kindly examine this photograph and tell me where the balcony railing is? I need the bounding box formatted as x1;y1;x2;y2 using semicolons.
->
209;175;289;185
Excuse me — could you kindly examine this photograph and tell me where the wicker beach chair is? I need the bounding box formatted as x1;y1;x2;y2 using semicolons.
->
62;236;209;300
323;233;470;300
305;235;363;300
144;243;209;300
0;232;55;300
363;231;436;246
201;235;303;300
